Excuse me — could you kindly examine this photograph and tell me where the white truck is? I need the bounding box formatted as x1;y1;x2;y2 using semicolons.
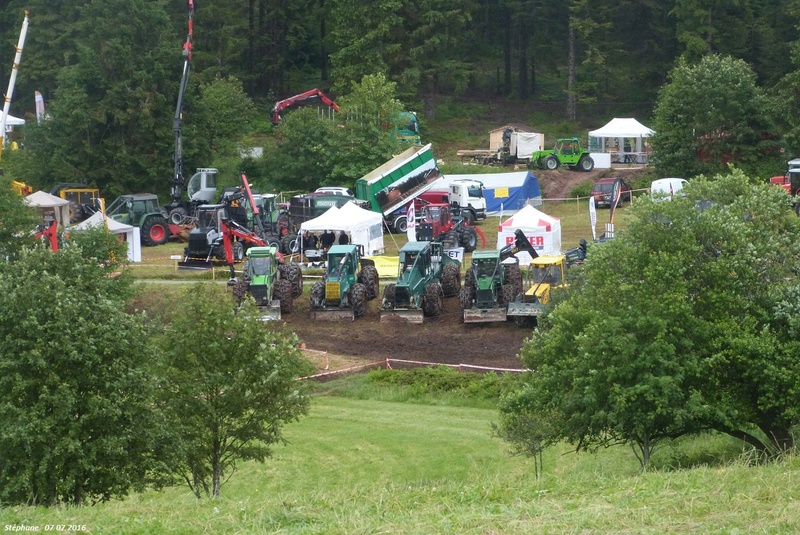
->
386;177;487;233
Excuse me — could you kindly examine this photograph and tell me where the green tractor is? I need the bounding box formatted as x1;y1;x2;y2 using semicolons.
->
459;229;533;323
309;244;380;320
232;246;298;320
530;137;594;172
381;241;462;324
106;193;171;246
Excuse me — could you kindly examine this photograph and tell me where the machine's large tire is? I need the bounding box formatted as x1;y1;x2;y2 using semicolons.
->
281;234;298;255
504;264;523;296
443;230;458;249
393;216;408;234
232;279;250;306
141;216;170;246
280;263;303;298
232;241;245;262
441;264;461;297
514;316;537;328
266;237;282;249
359;265;380;301
350;282;367;318
578;155;595;172
274;278;293;314
169;206;188;225
382;283;396;307
310;281;325;309
458;286;473;323
422;282;443;317
458;227;478;252
544;155;560;170
500;283;517;307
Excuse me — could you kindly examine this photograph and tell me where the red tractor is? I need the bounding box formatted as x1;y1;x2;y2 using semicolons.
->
416;203;481;252
770;158;800;216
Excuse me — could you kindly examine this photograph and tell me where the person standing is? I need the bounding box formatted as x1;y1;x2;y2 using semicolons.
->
338;231;349;245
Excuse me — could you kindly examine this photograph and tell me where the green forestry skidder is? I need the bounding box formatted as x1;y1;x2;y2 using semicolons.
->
232;246;297;320
530;137;594;172
381;241;462;323
309;244;380;320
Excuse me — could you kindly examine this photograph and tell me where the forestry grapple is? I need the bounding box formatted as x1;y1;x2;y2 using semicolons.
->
380;240;461;324
309;244;380;321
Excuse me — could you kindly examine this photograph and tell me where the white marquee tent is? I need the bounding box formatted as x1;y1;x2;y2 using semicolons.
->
300;201;384;256
72;212;142;262
24;190;71;228
497;204;562;264
2;113;24;133
588;117;654;155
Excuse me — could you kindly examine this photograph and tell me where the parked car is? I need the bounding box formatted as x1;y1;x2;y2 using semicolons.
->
591;178;632;208
315;186;354;197
650;178;687;201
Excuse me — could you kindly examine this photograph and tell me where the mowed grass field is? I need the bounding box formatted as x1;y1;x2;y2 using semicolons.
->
2;394;799;534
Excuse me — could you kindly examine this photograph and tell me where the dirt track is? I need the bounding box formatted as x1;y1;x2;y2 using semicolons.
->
285;296;533;370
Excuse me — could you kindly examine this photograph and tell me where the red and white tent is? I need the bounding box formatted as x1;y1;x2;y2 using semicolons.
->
497;204;562;264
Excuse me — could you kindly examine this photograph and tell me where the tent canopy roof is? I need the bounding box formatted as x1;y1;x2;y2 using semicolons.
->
299;201;382;232
589;117;654;138
72;211;134;233
24;190;70;208
498;204;559;232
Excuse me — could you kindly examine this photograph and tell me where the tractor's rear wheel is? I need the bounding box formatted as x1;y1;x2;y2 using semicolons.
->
141;216;170;246
310;281;325;309
422;282;443;317
382;283;396;307
359;265;380;301
279;263;303;298
441;264;461;296
274;279;293;314
578;155;595;172
350;282;367;318
458;227;478;252
544;155;560;170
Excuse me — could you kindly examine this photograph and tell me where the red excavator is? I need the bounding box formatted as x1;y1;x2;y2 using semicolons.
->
271;88;339;125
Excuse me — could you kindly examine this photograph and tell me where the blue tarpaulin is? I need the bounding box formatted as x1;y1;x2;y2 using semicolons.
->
442;171;542;215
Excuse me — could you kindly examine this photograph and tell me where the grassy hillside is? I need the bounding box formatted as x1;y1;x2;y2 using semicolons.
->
2;391;798;534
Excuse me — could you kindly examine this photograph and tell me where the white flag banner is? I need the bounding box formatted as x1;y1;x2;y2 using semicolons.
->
589;194;597;241
406;204;416;242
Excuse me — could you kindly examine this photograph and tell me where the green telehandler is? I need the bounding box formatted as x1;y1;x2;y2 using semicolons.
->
529;137;594;172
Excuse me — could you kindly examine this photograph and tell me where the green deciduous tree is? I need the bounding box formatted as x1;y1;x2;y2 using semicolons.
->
651;55;774;179
0;176;38;258
0;242;162;505
499;170;800;469
159;285;312;498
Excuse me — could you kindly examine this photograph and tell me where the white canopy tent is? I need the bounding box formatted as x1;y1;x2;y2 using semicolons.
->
72;212;142;262
24;190;71;228
497;204;562;264
588;118;654;164
300;201;384;256
3;113;24;133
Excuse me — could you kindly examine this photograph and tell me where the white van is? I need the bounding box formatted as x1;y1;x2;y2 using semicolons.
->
650;178;687;200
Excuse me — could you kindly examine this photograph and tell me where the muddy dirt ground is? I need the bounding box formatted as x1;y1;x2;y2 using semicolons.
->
285;297;534;370
284;166;651;370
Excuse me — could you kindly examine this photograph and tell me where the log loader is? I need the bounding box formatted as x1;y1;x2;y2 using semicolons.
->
380;240;461;323
459;229;536;323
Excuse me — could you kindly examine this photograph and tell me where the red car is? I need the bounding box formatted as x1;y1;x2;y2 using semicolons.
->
591;178;632;208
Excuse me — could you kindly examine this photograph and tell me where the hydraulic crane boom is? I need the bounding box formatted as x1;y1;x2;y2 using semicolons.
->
170;0;195;206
